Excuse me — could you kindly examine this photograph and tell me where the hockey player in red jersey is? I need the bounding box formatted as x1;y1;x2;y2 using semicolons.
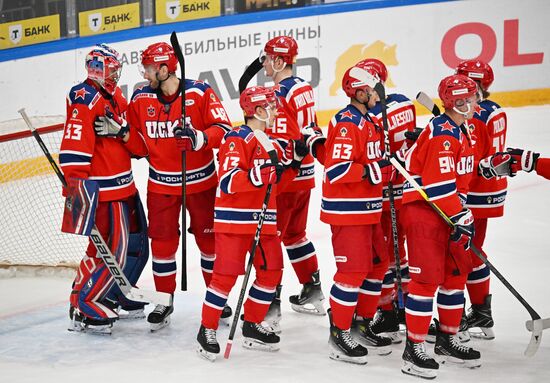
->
260;36;325;321
360;58;416;341
128;42;233;331
60;44;149;334
322;64;394;364
455;60;509;340
399;75;482;378
196;86;305;361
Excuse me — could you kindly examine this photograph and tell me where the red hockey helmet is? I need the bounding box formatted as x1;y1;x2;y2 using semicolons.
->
438;74;478;109
356;58;388;83
341;65;379;98
240;86;278;117
140;42;178;74
456;59;494;90
85;44;122;95
262;36;298;65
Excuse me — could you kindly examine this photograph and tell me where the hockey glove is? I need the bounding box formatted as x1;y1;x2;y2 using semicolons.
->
404;127;424;145
94;107;130;138
478;152;513;179
363;161;385;185
449;208;475;250
507;148;540;175
173;125;207;152
301;123;326;158
249;162;284;187
282;139;309;169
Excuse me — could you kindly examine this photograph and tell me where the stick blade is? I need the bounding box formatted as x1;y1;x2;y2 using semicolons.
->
128;287;173;306
374;81;386;100
416;91;440;116
524;319;544;357
526;317;550;331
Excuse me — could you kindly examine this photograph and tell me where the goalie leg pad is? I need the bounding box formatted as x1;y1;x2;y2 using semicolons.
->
61;178;99;236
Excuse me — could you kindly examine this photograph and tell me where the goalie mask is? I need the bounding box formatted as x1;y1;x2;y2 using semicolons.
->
86;44;122;95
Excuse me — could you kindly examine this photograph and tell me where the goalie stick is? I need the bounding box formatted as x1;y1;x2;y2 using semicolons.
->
224;129;279;359
374;82;405;309
170;31;188;291
388;155;548;357
19;108;172;307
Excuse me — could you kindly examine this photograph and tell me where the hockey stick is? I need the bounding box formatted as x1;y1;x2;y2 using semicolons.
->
170;31;188;291
416;91;441;116
19;108;172;307
388;156;547;357
224;129;279;359
374;82;405;309
239;57;263;93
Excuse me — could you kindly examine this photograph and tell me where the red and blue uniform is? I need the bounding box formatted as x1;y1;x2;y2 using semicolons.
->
60;80;148;321
128;79;232;293
464;100;507;305
401;113;475;340
201;126;296;329
322;105;389;329
268;76;319;285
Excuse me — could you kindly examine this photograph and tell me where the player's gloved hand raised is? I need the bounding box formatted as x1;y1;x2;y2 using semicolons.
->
507;148;540;175
301;123;325;158
478;152;513;179
249;162;284;187
449;208;475;250
94;107;130;138
282;139;309;169
173;125;207;151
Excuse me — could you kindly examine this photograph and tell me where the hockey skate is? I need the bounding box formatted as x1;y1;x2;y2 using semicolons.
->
196;325;220;362
353;316;392;355
68;306;114;336
242;321;280;351
427;315;470;344
434;330;481;368
401;339;439;379
264;285;282;334
328;309;368;365
370;308;402;344
466;294;495;340
147;304;174;332
289;270;326;316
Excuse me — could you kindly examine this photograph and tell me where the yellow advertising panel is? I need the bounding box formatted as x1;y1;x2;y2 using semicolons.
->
156;0;221;24
0;15;60;50
79;3;140;37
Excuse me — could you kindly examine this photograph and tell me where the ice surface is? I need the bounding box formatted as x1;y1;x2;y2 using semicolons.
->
1;106;549;382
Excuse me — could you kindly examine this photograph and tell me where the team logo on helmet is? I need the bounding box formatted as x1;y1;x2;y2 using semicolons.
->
147;105;156;117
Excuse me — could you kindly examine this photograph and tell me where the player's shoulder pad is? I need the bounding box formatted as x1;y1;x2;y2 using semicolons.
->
185;79;211;93
130;84;156;102
430;114;461;140
68;82;99;106
224;125;254;142
334;105;363;126
476;99;503;122
387;93;412;104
